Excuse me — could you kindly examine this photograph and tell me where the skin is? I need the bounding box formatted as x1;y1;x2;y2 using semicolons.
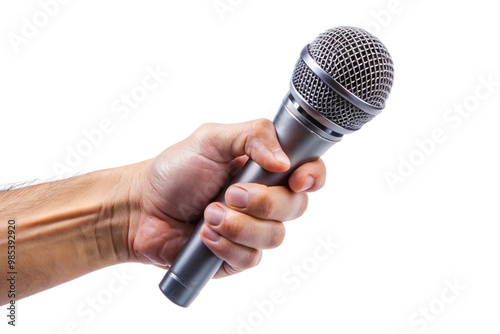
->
0;119;326;305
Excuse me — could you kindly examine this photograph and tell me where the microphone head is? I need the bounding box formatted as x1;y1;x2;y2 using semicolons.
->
292;26;394;131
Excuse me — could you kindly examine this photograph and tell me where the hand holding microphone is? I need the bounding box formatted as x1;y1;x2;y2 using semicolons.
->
0;26;392;307
1;94;324;305
159;26;394;307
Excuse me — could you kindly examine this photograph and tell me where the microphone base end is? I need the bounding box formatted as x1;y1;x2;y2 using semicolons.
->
159;271;199;308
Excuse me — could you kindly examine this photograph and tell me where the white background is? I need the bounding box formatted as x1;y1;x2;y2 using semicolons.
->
1;0;499;333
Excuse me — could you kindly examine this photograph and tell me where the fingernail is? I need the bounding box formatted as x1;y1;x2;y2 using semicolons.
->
202;225;219;243
227;186;248;208
205;205;225;226
300;176;315;192
273;148;290;166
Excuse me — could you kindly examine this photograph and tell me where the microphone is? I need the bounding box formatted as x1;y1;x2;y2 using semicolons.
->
159;26;394;307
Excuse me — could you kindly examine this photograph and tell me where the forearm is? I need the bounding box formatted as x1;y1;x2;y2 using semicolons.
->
0;164;142;305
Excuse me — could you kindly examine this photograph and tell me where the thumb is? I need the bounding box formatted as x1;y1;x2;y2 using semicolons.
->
193;119;290;173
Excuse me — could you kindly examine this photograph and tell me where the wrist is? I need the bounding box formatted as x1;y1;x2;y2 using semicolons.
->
99;161;147;264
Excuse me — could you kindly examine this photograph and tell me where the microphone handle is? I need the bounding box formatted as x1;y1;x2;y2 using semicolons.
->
159;95;336;307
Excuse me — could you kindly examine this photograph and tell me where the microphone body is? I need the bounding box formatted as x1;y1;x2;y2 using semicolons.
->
159;93;338;307
159;26;394;307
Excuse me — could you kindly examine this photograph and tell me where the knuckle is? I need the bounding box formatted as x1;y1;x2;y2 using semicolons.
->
241;249;262;269
251;118;274;136
264;195;275;217
255;188;274;217
192;123;213;141
195;122;212;134
296;193;309;218
245;119;275;157
221;211;244;239
222;262;241;276
269;223;286;248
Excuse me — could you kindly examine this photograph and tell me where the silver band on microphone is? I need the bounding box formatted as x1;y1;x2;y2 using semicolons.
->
300;45;385;116
289;82;354;137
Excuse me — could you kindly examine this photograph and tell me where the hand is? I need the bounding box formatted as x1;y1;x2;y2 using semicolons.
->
0;118;326;303
128;119;326;278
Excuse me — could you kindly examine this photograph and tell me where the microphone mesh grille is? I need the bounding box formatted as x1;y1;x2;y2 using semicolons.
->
292;26;394;131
